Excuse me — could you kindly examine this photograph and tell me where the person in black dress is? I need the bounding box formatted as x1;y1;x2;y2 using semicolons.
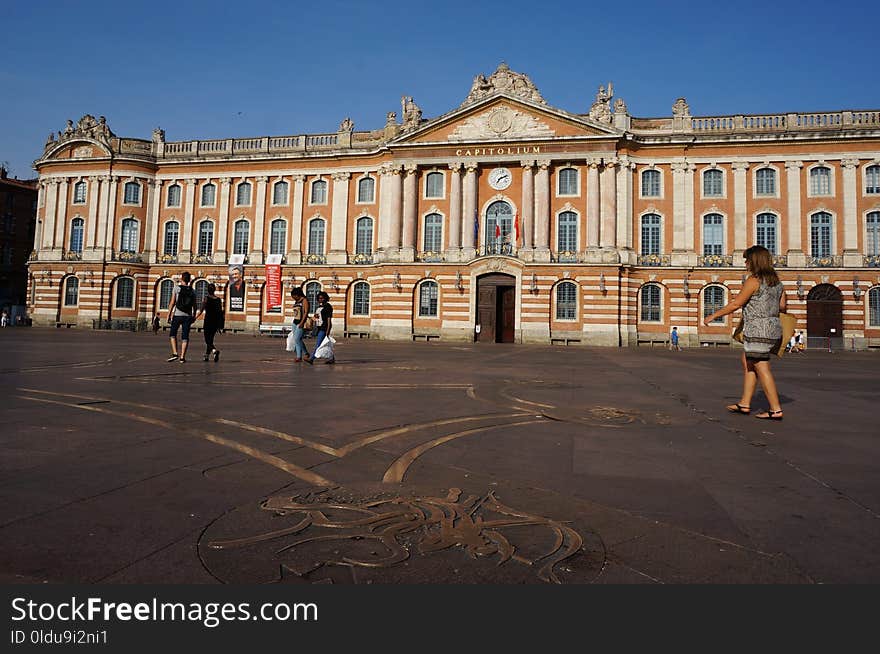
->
195;283;224;361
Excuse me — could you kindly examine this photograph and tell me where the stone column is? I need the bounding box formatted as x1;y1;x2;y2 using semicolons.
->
329;171;350;264
520;161;534;255
389;166;403;253
94;176;110;257
683;163;697;266
181;179;197;261
447;163;462;259
616;157;635;262
33;182;45;254
143;179;162;262
401;164;418;262
105;176;119;257
41;180;57;252
251;175;268;264
289;174;305;263
86;176;101;252
533;161;551;261
377;165;392;256
671;161;688;265
732;162;749;258
586;159;600;250
54;178;69;255
216;178;231;263
841;158;861;266
600;159;618;249
461;163;478;259
785;161;804;266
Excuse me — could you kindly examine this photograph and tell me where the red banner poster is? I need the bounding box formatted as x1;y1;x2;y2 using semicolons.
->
265;264;282;309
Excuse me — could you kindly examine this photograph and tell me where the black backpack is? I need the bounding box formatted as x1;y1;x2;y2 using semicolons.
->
176;285;195;314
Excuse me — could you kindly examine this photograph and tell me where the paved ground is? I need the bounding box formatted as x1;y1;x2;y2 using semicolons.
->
0;328;877;584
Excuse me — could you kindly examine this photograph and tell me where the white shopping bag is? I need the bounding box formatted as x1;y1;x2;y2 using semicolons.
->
285;330;296;352
314;335;336;359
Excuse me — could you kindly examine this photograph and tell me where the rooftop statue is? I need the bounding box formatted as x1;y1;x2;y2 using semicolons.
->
461;63;547;107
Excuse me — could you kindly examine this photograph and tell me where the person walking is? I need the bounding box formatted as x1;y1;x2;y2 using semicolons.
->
194;283;224;362
704;245;786;420
290;286;312;365
313;291;335;364
669;326;681;351
166;271;196;363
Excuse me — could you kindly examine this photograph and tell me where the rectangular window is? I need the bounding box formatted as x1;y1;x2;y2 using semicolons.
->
702;215;724;256
811;214;832;257
418;283;438;317
866;166;880;194
810;168;831;195
558;169;578;195
756;169;776;196
425;173;443;199
641;170;660;197
641;216;661;256
756;214;777;254
703;170;723;197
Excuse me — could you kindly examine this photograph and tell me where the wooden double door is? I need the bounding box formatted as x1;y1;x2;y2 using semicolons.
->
476;273;516;343
806;283;843;340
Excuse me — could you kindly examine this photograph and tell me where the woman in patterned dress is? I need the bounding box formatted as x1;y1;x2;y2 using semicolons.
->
704;245;787;420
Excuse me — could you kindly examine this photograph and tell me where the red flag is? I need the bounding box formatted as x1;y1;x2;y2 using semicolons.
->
495;222;501;239
514;212;520;245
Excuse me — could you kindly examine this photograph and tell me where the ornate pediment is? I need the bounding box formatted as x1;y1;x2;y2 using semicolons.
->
448;105;554;141
461;63;546;107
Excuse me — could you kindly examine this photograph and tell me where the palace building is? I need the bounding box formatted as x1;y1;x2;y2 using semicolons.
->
27;64;880;347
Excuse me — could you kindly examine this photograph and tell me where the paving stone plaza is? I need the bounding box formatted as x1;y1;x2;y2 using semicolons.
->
1;329;877;584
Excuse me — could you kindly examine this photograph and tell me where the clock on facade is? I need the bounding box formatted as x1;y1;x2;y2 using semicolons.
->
488;167;512;190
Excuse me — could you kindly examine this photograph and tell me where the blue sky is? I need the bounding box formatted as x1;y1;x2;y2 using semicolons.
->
2;0;877;179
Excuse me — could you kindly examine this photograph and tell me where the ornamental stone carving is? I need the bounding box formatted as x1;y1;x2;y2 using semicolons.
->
152;127;165;143
401;96;423;131
46;114;115;151
448;107;554;141
461;63;547;107
672;98;691;117
589;83;614;124
338;117;354;132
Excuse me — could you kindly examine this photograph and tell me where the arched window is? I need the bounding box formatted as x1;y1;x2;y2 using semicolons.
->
558;168;578;195
756;168;776;195
555;281;577;320
703;286;725;323
641;169;660;197
272;180;288;205
810;166;831;195
486;201;513;252
356;217;373;255
869;287;880;327
115;277;134;308
418;280;439;317
236;181;251;206
867;165;880;195
308;219;325;254
357;177;375;203
233;219;249;255
73;181;87;204
64;276;79;306
423;213;442;253
305;281;321;311
810;212;833;257
167;183;182;207
123;181;140;204
557;211;578;258
867;212;880;256
269;219;286;255
702;214;724;256
703;169;723;197
640;284;661;322
756;213;778;254
353;281;370;315
198;220;214;255
640;214;661;255
69;217;84;253
194;280;209;308
158;279;174;310
163;221;179;256
201;183;216;207
310;179;327;204
425;172;443;199
120;218;138;253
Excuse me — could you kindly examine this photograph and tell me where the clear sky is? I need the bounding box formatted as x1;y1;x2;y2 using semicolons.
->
2;0;878;179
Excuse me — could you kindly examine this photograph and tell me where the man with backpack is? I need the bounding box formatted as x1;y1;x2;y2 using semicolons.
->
166;271;196;363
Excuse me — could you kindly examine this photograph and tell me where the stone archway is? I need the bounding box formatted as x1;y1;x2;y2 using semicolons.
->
476;273;516;343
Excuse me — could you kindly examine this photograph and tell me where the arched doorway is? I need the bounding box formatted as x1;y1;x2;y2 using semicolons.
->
807;284;843;344
485;201;513;255
476;273;516;342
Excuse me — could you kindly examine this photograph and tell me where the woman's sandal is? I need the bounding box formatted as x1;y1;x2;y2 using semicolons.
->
726;404;751;414
755;410;784;420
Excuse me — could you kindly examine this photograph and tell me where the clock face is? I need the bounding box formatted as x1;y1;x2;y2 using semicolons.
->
488;167;512;190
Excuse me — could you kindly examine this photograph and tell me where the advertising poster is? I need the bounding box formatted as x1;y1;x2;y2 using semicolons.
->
265;255;282;310
228;262;245;312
